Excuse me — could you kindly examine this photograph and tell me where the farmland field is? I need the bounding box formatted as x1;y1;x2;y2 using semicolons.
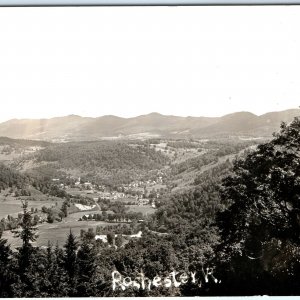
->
0;198;64;219
67;188;100;199
66;211;101;221
126;204;155;215
2;218;121;248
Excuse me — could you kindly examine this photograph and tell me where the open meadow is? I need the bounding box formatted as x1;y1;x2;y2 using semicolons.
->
2;215;122;248
0;195;64;219
126;204;156;215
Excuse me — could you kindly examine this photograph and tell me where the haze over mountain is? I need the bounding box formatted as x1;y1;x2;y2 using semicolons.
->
0;109;299;141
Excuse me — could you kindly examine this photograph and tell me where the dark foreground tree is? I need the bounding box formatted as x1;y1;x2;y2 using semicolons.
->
13;201;38;274
64;230;78;295
76;238;98;296
9;201;40;297
216;117;300;295
0;231;13;297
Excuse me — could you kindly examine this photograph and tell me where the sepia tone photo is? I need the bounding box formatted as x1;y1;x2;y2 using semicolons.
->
0;5;300;297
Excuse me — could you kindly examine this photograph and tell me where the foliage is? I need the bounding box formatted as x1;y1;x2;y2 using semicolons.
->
0;163;32;191
216;118;300;295
33;141;169;185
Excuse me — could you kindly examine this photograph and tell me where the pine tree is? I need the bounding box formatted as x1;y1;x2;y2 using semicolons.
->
63;230;78;295
46;241;53;270
50;242;69;296
0;231;13;297
13;201;38;274
76;239;97;296
10;202;40;297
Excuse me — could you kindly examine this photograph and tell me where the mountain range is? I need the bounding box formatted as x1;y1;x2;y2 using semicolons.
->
0;109;299;141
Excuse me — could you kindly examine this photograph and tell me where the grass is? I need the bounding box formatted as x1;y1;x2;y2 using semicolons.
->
1;194;155;248
2;204;154;248
0;196;64;219
126;205;155;215
2;218;121;248
67;188;99;199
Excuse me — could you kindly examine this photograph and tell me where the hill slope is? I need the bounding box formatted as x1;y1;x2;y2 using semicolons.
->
0;109;299;141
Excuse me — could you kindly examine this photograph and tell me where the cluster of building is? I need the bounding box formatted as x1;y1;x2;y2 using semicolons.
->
123;176;163;191
94;231;143;246
51;173;164;208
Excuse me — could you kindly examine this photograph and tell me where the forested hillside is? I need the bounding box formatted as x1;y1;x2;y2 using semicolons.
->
28;141;169;186
0;163;32;191
35;141;168;171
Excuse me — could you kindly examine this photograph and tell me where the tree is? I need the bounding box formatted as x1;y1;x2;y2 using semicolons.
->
58;211;64;221
102;211;108;220
13;201;38;274
107;232;115;246
47;210;55;223
0;231;13;297
51;242;69;296
76;239;97;296
216;117;300;295
115;234;124;248
41;206;48;214
33;215;39;225
63;230;78;290
9;201;40;297
85;228;95;242
61;200;68;218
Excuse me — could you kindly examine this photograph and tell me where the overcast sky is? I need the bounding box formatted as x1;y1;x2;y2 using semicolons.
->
0;6;300;122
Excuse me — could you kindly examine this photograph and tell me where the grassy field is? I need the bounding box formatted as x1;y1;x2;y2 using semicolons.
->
1;189;156;248
0;197;64;219
126;205;155;215
67;188;99;199
2;217;121;248
2;203;155;248
0;149;23;162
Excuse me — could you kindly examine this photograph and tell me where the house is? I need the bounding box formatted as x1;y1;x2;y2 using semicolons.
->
84;182;93;189
95;235;108;243
130;231;142;238
75;177;81;186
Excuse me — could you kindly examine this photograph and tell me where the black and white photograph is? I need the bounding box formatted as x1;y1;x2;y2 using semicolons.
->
0;4;300;297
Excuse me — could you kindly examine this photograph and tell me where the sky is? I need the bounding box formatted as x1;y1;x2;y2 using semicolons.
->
0;6;300;122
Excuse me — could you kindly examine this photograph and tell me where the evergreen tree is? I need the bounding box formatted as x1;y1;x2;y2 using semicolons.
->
50;242;69;296
0;231;13;297
76;239;97;296
63;230;78;295
13;201;38;274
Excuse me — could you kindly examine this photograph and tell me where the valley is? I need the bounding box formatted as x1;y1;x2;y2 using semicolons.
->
0;135;263;249
0;114;299;296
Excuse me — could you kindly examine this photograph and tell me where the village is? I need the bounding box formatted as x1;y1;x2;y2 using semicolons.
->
53;171;167;209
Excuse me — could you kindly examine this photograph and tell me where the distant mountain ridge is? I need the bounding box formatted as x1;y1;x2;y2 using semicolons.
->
0;109;299;141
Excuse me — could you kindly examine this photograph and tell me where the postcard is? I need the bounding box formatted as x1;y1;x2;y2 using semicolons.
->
0;3;299;298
